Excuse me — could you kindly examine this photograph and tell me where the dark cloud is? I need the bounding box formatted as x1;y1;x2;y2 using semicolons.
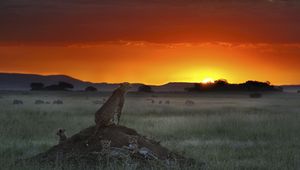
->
1;0;300;44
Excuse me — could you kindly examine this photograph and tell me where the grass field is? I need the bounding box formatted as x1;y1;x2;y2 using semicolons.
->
0;91;300;170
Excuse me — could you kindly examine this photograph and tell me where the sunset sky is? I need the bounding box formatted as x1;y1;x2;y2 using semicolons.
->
1;0;300;85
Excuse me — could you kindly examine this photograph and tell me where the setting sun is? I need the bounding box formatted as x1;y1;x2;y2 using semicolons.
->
202;78;215;84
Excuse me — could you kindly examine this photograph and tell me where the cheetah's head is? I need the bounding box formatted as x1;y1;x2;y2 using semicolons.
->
128;136;138;144
100;140;111;148
56;128;66;136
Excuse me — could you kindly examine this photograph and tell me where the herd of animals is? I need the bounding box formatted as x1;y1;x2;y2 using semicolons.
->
12;99;64;105
12;96;196;107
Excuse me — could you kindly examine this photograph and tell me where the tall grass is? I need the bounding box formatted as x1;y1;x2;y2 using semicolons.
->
0;91;299;169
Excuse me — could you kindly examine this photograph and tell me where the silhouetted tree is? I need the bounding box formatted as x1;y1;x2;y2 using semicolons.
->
138;85;153;93
185;80;279;92
44;82;74;91
58;81;74;90
30;82;44;91
214;79;228;87
44;85;61;91
85;86;98;92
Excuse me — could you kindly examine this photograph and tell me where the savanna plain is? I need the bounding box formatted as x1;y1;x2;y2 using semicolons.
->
0;91;299;170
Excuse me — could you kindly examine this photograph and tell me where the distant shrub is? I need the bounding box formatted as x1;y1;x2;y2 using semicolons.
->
85;86;98;92
35;100;45;104
297;90;300;94
249;93;262;98
165;100;170;104
30;82;44;91
138;85;153;93
13;100;23;105
53;100;63;104
36;81;74;91
58;82;74;89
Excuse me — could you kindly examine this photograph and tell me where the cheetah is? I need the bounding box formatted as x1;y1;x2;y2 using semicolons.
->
123;135;139;154
94;82;131;129
56;128;67;144
100;140;111;156
85;83;130;146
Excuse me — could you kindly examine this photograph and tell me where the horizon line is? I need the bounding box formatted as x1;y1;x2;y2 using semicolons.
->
0;71;299;87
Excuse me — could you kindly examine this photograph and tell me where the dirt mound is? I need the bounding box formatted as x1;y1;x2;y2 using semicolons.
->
19;125;198;169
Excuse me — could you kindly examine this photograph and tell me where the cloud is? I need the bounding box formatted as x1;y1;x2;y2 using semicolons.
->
1;0;300;44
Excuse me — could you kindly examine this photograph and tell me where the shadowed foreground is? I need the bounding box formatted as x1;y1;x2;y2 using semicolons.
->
1;91;300;169
18;125;197;169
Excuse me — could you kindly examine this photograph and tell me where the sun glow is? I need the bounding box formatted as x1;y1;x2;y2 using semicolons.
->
201;78;215;84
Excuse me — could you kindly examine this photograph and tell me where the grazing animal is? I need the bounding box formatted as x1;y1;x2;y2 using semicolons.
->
53;100;63;104
165;100;170;104
13;100;23;105
94;82;131;128
159;101;162;104
56;129;67;144
35;100;45;104
185;100;195;106
146;98;155;104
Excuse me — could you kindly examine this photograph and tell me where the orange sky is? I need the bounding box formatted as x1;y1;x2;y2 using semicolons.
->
1;42;300;85
1;0;300;85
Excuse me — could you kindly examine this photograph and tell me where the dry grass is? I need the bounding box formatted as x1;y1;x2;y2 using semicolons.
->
0;91;300;169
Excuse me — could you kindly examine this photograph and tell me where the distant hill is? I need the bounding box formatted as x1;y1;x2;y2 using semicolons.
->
0;73;193;92
0;72;294;92
151;82;194;92
0;73;140;91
